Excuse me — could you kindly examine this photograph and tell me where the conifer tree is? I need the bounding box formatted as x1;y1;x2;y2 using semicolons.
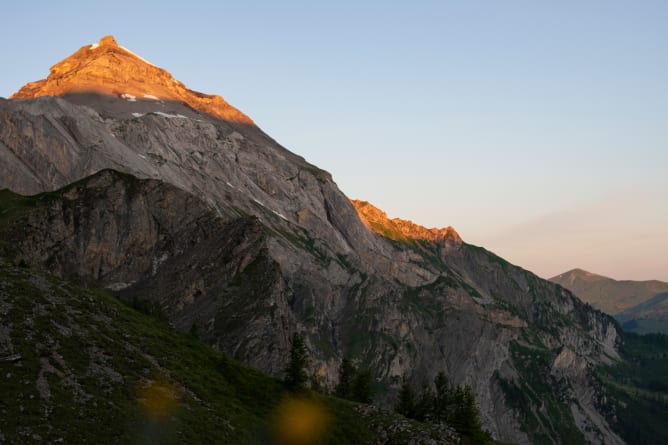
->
433;371;451;423
395;375;416;418
414;379;434;422
450;385;467;432
335;357;356;399
284;332;309;391
449;384;491;442
352;368;373;403
461;384;487;440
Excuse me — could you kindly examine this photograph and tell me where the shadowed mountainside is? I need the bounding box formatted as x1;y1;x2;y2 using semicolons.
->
0;257;468;445
615;292;668;334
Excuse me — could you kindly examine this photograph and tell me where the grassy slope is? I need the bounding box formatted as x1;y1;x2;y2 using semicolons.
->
0;258;281;444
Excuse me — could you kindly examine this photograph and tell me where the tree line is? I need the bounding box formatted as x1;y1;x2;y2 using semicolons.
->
283;333;492;442
283;333;373;403
396;372;492;442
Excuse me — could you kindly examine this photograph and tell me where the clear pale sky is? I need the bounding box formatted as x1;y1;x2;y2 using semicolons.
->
2;1;667;281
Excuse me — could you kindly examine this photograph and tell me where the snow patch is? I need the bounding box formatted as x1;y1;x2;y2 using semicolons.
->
132;112;144;118
273;210;288;221
253;199;265;207
106;282;135;291
152;253;169;276
143;94;159;100
121;93;136;102
119;45;158;67
89;43;99;50
138;154;147;160
153;111;188;119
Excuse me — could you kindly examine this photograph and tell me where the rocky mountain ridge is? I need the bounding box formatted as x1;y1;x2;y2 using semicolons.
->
352;200;462;244
11;35;253;125
0;36;636;444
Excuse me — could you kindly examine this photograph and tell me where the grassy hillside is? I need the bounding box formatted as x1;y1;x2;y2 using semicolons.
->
0;259;473;444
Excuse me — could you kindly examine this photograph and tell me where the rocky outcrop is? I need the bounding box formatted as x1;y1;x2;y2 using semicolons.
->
352;200;462;244
0;170;299;375
0;36;627;444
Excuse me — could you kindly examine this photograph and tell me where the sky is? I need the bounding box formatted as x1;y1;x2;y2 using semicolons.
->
1;1;667;281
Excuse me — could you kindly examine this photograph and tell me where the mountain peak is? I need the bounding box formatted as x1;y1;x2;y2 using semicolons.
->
10;36;253;125
550;268;607;283
352;199;462;244
97;35;118;47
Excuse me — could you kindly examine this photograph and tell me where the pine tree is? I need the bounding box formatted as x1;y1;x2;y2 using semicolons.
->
450;384;491;442
461;384;487;440
284;332;309;392
395;375;416;418
450;385;466;431
414;379;434;422
352;368;373;404
335;357;356;399
433;371;451;423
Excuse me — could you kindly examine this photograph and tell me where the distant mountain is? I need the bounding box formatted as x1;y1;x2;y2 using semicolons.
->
550;268;668;315
616;292;668;334
4;35;668;444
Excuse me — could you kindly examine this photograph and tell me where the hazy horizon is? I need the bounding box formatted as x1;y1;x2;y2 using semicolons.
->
2;1;666;281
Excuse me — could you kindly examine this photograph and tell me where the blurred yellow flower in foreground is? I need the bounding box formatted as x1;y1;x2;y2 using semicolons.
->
137;373;181;420
272;396;332;445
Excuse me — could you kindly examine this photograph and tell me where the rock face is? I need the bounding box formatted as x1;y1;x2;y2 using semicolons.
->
0;36;627;444
353;200;462;244
1;169;316;376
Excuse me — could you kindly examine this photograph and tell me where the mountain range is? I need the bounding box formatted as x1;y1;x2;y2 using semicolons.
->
1;35;667;444
550;269;668;335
